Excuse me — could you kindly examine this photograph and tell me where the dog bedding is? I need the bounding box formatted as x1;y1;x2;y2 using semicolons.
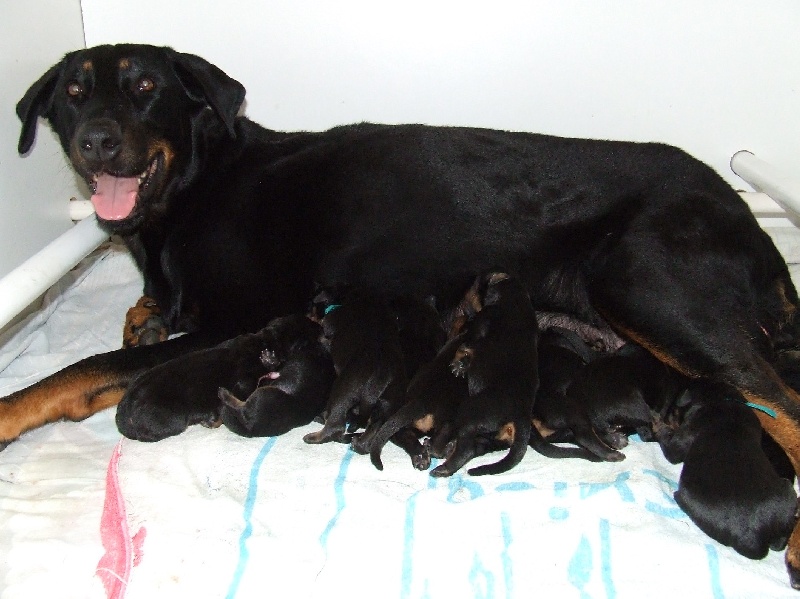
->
2;231;800;598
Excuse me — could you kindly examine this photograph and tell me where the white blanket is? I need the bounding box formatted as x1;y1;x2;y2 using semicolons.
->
2;234;800;598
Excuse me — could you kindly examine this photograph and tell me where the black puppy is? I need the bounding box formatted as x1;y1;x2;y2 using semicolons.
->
363;333;471;470
218;315;334;437
532;327;624;462
117;325;284;442
567;342;688;450
303;289;426;468
391;295;447;380
655;383;798;560
428;273;536;477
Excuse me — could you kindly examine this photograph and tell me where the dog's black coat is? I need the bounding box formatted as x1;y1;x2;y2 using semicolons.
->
655;384;798;560
219;315;334;438
11;43;800;586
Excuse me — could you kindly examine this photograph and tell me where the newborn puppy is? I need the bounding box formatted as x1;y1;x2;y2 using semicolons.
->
303;289;420;465
117;326;281;442
391;295;447;379
566;342;688;450
532;327;623;462
432;272;537;477
219;315;335;437
656;383;798;560
362;333;471;470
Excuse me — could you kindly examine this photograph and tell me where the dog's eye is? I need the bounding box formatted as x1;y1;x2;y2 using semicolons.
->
136;77;155;93
66;82;83;97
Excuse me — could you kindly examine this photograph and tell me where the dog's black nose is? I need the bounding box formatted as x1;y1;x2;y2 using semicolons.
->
78;119;122;163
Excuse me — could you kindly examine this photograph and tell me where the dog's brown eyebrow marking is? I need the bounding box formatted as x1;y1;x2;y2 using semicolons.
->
82;60;93;71
118;58;130;70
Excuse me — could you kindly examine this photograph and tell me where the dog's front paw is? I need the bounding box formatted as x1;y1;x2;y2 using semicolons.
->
123;296;168;348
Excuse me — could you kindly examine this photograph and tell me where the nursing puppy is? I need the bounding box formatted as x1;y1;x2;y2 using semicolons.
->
303;289;423;465
431;272;537;477
567;342;688;449
117;325;283;442
219;315;334;437
656;383;798;560
391;295;447;380
363;333;471;470
533;327;623;462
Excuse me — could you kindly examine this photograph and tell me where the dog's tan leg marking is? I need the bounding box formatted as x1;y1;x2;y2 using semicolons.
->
496;422;516;444
123;296;167;348
0;370;125;441
414;413;435;433
532;418;556;438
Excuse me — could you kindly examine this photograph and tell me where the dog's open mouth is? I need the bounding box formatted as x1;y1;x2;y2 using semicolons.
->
89;154;162;221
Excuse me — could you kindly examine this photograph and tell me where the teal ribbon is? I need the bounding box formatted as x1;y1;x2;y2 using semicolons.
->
725;396;777;418
744;401;778;419
324;304;342;316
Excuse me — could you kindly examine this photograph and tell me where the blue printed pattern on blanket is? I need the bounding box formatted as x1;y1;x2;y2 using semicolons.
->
216;430;745;599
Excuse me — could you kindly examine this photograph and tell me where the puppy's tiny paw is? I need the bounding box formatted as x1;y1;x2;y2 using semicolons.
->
412;453;431;470
260;349;280;368
430;464;453;478
449;360;468;377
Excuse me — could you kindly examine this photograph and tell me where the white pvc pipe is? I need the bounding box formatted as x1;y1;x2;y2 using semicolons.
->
0;215;108;331
731;151;800;222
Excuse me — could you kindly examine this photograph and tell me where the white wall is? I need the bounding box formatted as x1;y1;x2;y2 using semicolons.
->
2;0;798;285
0;1;86;279
81;0;800;188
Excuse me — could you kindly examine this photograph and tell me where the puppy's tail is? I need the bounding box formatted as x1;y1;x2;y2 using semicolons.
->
218;387;246;409
364;401;425;471
528;425;605;462
468;418;530;476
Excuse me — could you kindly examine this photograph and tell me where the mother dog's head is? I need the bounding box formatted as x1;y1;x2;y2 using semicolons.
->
16;44;245;233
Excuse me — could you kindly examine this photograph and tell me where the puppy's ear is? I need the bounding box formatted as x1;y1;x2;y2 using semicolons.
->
165;48;246;138
16;61;65;154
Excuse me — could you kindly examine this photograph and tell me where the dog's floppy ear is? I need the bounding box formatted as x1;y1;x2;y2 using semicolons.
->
16;61;65;155
165;48;246;138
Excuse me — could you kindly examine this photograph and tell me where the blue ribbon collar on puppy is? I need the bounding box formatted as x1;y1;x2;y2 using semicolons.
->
728;397;777;418
324;304;342;316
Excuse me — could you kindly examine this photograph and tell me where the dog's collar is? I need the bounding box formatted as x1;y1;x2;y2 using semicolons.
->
727;396;777;418
324;304;342;316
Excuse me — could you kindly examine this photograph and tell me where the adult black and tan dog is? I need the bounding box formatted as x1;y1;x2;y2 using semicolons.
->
6;43;800;585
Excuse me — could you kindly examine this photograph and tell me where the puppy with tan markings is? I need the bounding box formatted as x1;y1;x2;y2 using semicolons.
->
219;315;334;437
363;333;471;470
430;272;537;477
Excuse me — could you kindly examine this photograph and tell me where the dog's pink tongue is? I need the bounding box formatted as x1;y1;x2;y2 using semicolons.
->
91;174;138;220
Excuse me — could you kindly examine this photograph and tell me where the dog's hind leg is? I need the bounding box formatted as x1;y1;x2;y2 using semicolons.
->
590;210;800;585
468;419;531;476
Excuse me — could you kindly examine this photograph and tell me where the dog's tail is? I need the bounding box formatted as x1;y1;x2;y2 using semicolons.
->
468;418;531;476
0;331;221;446
527;425;605;462
364;400;426;471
